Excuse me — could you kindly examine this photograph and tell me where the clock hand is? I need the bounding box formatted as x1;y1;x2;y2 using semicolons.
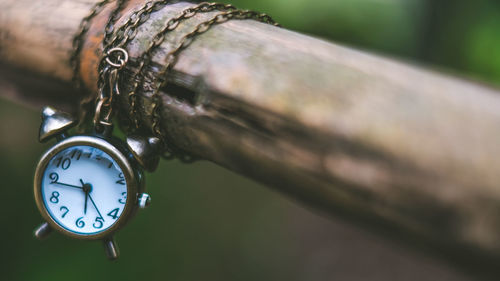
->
84;193;89;214
88;193;104;221
51;181;83;189
80;179;89;215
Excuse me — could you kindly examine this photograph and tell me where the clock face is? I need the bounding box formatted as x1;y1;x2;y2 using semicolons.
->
40;145;128;235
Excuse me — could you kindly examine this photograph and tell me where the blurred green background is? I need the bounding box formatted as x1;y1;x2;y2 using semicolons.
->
1;0;500;280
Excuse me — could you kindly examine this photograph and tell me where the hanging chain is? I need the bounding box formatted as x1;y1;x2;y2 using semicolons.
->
71;0;280;160
93;0;130;132
94;47;129;131
94;0;180;132
97;0;172;99
70;0;129;129
70;0;112;127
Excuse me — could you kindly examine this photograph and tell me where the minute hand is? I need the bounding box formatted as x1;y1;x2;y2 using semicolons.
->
88;194;105;221
52;181;83;189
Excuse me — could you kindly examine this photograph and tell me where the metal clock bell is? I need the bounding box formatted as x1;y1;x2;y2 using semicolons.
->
33;106;161;260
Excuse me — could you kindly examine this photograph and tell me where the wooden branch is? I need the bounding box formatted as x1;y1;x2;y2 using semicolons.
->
2;0;500;273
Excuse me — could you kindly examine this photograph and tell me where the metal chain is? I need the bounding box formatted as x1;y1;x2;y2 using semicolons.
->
95;0;174;129
70;0;112;127
104;0;170;50
71;0;280;161
103;0;130;47
71;0;173;131
94;48;129;131
147;6;280;161
94;0;177;132
126;2;237;131
97;0;170;93
93;0;130;132
70;0;129;129
70;0;112;89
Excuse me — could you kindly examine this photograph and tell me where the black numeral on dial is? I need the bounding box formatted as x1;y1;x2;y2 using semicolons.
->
116;173;125;185
60;206;69;218
75;217;85;228
70;149;82;160
50;191;60;203
93;217;104;229
107;208;119;220
55;157;71;170
118;192;126;204
49;172;59;183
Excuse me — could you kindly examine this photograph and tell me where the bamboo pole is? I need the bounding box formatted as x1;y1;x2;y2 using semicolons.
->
2;0;500;274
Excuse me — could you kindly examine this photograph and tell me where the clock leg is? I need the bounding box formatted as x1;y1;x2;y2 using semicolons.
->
103;238;120;260
33;222;52;240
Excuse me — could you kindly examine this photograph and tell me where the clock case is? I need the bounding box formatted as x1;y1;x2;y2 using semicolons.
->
34;135;144;240
33;106;160;259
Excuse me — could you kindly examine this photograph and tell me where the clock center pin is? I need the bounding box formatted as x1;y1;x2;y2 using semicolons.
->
82;183;92;193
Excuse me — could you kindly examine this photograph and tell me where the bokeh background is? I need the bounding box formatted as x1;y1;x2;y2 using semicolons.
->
1;0;500;280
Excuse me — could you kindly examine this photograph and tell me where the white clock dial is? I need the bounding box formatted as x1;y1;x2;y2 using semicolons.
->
41;145;127;235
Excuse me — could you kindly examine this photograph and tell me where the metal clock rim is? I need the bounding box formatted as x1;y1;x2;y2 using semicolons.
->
34;135;139;240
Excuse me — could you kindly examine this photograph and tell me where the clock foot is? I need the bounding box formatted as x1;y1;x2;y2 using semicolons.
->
103;238;120;260
34;222;52;240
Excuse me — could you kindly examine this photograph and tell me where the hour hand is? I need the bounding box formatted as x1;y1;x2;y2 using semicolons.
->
80;179;89;214
84;192;89;214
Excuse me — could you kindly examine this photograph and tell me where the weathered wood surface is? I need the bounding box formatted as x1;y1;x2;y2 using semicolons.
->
2;0;500;273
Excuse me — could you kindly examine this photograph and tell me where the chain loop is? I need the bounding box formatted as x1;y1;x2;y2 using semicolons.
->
105;47;129;68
